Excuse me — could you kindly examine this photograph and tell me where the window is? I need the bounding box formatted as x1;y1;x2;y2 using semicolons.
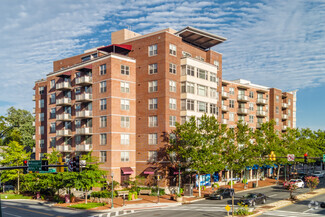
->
121;116;130;128
197;101;208;113
288;99;291;105
149;116;158;127
75;135;81;145
100;134;107;145
210;104;218;115
50;137;56;147
148;98;158;110
39;126;44;135
249;91;254;98
75;87;81;95
100;116;107;128
169;63;176;74
148;81;158;92
40;140;45;149
50;80;55;89
121;152;130;162
121;134;130;145
169;116;176;127
50;122;56;133
229;87;235;95
48;93;55;104
288;120;291;127
50;108;56;118
186;65;195;76
275;118;279;126
181;99;195;111
210;88;217;99
121;82;130;93
148;133;158;145
75;103;81;112
148;151;157;162
149;63;158;74
276;95;279;102
100;99;107;110
229;100;235;108
197;69;208;80
39;99;44;108
181;82;195;94
148;44;157;56
182;51;191;57
100;64;106;75
82;55;91;62
169;44;177;56
238;115;245;122
229;113;235;121
121;65;130;75
100;81;107;93
121;99;130;110
169;98;176;110
276;106;279;114
100;151;107;162
249;103;254;111
257;93;263;99
169;80;176;92
214;60;219;70
249;115;254;123
197;85;207;97
210;73;217;83
39;86;45;94
39;113;44;122
288;109;291;116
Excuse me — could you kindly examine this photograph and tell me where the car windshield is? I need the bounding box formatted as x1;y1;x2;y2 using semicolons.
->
216;189;226;193
243;193;255;198
290;179;297;182
314;172;321;174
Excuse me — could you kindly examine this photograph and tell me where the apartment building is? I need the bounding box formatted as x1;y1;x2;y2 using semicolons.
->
33;26;296;184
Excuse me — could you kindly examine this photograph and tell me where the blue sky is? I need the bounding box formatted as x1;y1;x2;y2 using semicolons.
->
0;0;324;130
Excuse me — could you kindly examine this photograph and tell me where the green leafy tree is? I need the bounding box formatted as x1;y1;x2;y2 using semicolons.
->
0;141;30;193
44;148;62;164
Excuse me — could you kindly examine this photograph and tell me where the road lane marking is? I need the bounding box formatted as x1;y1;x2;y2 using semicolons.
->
3;212;22;217
268;194;278;197
5;205;54;216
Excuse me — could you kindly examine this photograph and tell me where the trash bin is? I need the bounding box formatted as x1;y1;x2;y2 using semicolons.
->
252;182;256;188
184;184;193;196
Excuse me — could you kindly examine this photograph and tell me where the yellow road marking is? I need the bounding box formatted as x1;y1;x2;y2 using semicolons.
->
5;205;54;216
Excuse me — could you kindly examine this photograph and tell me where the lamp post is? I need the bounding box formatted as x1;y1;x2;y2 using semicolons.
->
111;172;114;209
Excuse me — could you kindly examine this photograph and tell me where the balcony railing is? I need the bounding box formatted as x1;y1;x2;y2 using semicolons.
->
282;103;288;109
76;76;93;86
76;110;93;119
56;97;72;106
56;113;72;121
221;105;228;112
222;91;228;98
237;108;248;115
282;114;288;120
76;127;93;135
56;145;72;152
76;93;92;102
76;144;93;152
256;110;267;117
256;98;267;105
56;81;72;90
221;119;228;125
282;125;288;131
56;129;72;137
257;123;262;128
32;94;35;101
237;95;249;102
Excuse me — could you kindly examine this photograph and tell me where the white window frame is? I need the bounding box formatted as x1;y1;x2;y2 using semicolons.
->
169;116;176;127
100;64;106;75
100;81;107;93
148;81;158;92
149;116;158;127
148;98;158;110
121;65;130;75
121;134;130;145
169;80;176;92
169;44;177;56
169;63;176;74
121;116;130;128
100;134;107;145
121;99;130;111
148;44;157;56
169;98;176;110
148;133;158;145
121;82;130;93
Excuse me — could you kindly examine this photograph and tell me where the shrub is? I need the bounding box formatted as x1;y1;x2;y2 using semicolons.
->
90;190;117;198
305;176;320;192
242;178;248;184
283;181;298;199
128;191;138;201
213;183;219;188
234;202;253;216
228;181;235;186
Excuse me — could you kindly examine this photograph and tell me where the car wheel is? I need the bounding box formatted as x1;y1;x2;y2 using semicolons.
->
220;196;223;200
320;202;325;208
262;198;266;204
252;201;256;206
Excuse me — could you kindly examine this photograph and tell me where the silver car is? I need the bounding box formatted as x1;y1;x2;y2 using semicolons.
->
311;171;324;178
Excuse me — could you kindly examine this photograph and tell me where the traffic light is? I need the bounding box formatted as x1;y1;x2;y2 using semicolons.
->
23;160;28;174
269;151;276;161
57;157;64;172
304;153;308;163
73;156;80;172
41;160;48;171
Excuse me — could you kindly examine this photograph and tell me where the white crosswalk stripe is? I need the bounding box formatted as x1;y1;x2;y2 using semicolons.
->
263;210;325;217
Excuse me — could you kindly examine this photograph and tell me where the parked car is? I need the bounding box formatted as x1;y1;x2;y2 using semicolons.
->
286;179;304;188
239;193;267;206
311;171;324;178
208;188;234;200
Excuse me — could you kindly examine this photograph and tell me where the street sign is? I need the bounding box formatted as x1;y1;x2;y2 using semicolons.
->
287;154;295;161
323;154;325;163
225;204;231;212
28;160;42;172
39;168;56;173
80;160;86;167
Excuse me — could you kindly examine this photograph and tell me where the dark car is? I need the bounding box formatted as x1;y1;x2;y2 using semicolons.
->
239;193;267;206
208;188;234;200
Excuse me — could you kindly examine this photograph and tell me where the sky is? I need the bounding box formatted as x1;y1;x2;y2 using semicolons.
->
0;0;324;130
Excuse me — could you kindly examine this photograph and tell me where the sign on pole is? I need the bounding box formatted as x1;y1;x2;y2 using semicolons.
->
323;154;325;163
225;204;231;216
28;160;42;172
287;154;295;161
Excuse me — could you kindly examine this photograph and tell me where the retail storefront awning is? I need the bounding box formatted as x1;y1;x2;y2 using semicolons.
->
121;167;134;175
143;167;156;175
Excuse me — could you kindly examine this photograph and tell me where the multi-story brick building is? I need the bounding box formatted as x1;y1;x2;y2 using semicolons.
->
33;27;296;184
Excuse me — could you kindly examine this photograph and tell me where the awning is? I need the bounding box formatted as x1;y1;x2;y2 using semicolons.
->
143;167;156;175
98;44;132;55
57;71;72;77
121;167;134;175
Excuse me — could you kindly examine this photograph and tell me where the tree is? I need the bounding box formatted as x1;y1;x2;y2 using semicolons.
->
44;148;62;164
0;141;30;193
283;181;298;199
169;115;226;197
305;176;320;192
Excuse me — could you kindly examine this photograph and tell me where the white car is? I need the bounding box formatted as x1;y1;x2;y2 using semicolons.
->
311;171;324;178
289;179;304;188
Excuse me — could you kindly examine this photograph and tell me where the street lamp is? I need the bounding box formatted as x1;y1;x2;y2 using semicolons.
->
111;172;114;209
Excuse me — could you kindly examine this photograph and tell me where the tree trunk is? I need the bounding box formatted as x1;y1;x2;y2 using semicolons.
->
198;172;201;198
85;189;88;204
277;165;281;184
230;170;233;189
256;168;259;187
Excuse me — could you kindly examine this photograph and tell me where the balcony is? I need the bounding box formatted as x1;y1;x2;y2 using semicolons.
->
76;76;93;86
221;119;228;125
282;114;288;120
237;95;249;102
237;108;248;115
221;105;228;112
282;125;288;131
76;110;93;119
76;93;92;102
32;94;35;101
56;129;72;137
222;91;228;98
32;121;35;126
56;113;72;121
282;103;288;109
32;107;35;114
76;144;93;152
256;110;267;117
56;97;72;106
56;81;72;90
76;127;93;135
257;123;262;128
256;98;267;105
56;145;72;152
